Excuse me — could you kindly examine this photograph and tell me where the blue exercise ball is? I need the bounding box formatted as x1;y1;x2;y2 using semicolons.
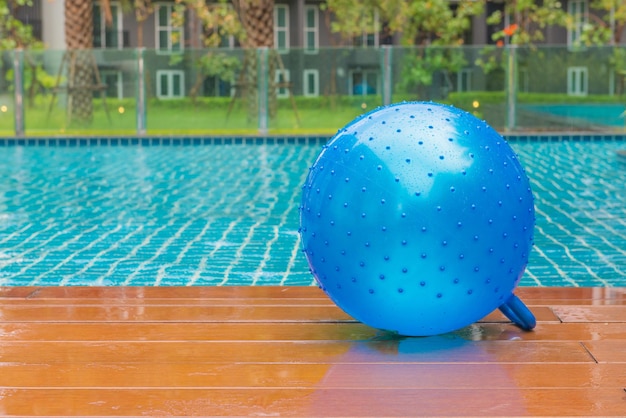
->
299;102;536;336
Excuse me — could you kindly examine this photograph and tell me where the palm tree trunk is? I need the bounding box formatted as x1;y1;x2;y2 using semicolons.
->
233;0;275;124
65;0;94;125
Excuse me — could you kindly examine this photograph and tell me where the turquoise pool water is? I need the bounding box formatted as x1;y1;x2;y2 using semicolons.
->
523;104;626;127
0;136;624;287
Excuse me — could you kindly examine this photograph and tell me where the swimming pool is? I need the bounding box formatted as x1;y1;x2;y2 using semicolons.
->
0;135;624;287
523;104;626;128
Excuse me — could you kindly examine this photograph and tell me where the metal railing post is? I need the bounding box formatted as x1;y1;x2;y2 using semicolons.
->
136;48;147;136
13;49;25;136
506;44;517;132
382;45;393;106
257;47;269;135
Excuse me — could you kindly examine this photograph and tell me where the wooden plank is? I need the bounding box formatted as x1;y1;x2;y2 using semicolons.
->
552;306;626;323
0;285;624;418
4;286;623;302
0;362;623;389
2;296;623;306
584;341;626;363
3;322;625;343
0;388;624;417
0;304;558;323
516;287;626;302
0;286;329;300
0;322;378;342
0;340;595;364
0;305;354;322
0;286;35;298
0;297;336;306
0;304;554;323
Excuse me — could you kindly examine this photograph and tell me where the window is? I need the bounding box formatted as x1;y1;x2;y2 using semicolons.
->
156;70;184;98
567;67;588;96
203;76;232;97
93;1;123;48
304;5;318;53
156;3;183;53
219;34;237;49
275;69;290;98
457;69;472;92
100;71;123;99
274;4;289;52
568;0;587;47
350;70;378;95
518;68;529;93
303;69;319;97
353;10;379;47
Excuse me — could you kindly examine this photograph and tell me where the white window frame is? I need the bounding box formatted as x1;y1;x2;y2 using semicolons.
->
518;68;529;93
220;35;236;49
568;0;588;48
567;66;588;96
457;69;472;92
156;3;184;54
353;9;379;47
304;5;319;54
275;69;290;98
303;69;319;97
349;69;379;96
274;4;290;52
94;1;123;49
156;70;185;99
101;70;123;99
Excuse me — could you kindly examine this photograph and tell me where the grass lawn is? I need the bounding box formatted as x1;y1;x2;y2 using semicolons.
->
0;97;373;137
3;92;623;137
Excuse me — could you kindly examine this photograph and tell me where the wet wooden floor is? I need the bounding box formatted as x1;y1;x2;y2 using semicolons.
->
0;286;625;417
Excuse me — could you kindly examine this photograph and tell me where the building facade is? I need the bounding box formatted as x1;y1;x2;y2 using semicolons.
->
12;0;626;100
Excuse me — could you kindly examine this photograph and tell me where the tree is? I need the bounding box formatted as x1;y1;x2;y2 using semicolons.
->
0;0;41;49
175;0;278;123
568;0;626;45
0;0;48;107
134;0;153;48
487;0;569;45
174;0;242;103
576;1;626;94
477;0;569;130
231;0;276;122
323;0;483;98
64;0;98;124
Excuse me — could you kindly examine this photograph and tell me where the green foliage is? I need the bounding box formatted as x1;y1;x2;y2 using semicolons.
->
175;0;243;47
324;0;482;46
578;0;626;46
474;45;505;75
398;47;468;94
323;1;484;97
488;0;569;45
386;0;484;46
5;62;58;91
195;52;241;83
0;0;42;50
323;0;382;41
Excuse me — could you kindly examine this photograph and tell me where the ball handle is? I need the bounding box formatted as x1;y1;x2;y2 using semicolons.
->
498;294;536;331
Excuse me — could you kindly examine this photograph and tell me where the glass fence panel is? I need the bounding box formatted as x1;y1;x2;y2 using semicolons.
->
22;49;138;136
266;47;385;134
0;51;16;136
3;46;626;136
514;46;626;131
143;48;250;134
390;45;508;129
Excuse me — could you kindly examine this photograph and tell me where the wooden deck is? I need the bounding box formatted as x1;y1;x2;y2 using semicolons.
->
0;286;624;417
